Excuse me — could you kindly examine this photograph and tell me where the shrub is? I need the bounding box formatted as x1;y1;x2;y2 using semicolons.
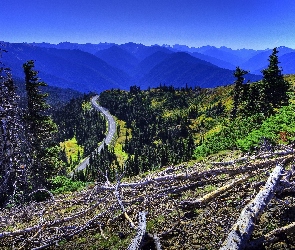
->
237;104;295;151
49;176;86;194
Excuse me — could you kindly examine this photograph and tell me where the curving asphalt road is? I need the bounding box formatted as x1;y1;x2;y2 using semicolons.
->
74;95;116;172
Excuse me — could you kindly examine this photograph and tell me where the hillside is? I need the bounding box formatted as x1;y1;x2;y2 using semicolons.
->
0;42;270;92
118;42;173;61
132;51;173;78
174;45;295;74
1;42;131;93
95;45;139;76
138;52;261;89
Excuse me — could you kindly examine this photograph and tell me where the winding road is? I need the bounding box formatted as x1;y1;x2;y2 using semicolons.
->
75;95;116;172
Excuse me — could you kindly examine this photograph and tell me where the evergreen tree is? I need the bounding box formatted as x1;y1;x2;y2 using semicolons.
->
260;48;290;116
231;67;249;118
23;60;58;189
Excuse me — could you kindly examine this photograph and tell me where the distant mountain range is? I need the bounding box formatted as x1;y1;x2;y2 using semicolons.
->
1;41;294;93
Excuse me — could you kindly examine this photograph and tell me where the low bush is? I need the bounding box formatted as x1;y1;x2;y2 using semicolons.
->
49;176;86;194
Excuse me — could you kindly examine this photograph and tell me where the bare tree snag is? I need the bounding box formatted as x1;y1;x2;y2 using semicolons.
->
180;174;251;209
220;162;285;250
246;221;295;249
127;211;147;250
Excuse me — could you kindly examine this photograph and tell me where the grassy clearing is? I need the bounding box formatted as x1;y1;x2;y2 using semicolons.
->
60;137;84;166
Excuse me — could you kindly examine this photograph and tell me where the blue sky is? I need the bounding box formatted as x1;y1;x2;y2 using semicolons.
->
1;0;295;49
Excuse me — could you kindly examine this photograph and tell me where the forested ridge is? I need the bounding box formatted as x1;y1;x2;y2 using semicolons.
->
1;47;295;249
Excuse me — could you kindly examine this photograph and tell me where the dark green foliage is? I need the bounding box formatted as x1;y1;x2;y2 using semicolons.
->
231;67;249;118
49;175;86;194
260;48;290;116
85;144;123;182
86;145;119;182
194;48;292;158
13;77;82;109
1;54;95;206
237;104;295;151
238;48;290;117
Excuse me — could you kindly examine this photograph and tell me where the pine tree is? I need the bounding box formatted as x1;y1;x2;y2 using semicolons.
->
260;48;290;116
231;67;249;118
23;60;58;189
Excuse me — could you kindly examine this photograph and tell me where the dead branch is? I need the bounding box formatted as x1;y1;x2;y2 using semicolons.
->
98;155;294;192
151;233;162;250
0;194;110;239
220;162;285;250
211;148;294;166
180;174;251;209
211;156;250;166
31;204;117;250
246;221;295;249
113;173;136;229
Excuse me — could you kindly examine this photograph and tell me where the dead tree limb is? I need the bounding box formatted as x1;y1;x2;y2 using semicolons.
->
152;234;162;250
220;162;285;250
211;156;250;166
211;148;294;166
0;194;110;239
113;174;136;229
127;211;147;250
246;221;295;249
31;204;117;250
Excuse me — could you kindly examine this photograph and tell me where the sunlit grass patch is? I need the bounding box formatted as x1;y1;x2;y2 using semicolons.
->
60;137;84;165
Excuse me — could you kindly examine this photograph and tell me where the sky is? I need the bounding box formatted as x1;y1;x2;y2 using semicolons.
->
1;0;295;50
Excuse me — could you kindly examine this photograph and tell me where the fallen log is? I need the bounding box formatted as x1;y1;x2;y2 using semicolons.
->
98;155;293;191
180;174;251;209
211;156;250;166
0;194;110;239
211;148;294;166
127;211;147;250
246;221;295;249
30;204;118;249
220;162;285;250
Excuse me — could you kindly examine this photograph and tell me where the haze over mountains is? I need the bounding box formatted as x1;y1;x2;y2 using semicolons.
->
1;41;295;93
